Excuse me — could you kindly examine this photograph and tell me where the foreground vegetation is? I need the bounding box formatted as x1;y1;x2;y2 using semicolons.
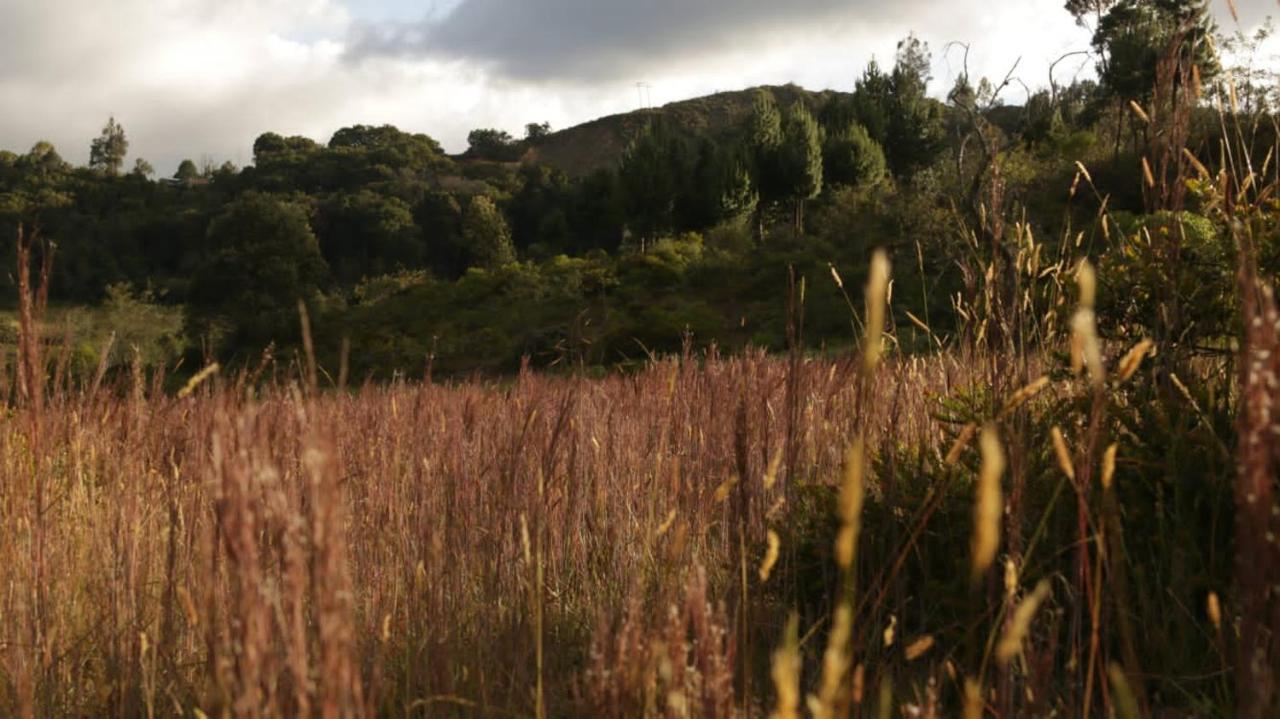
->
2;155;1277;716
1;1;1278;716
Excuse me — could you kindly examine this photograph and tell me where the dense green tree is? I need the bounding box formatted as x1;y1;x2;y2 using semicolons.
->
1065;0;1118;26
174;159;199;183
1092;0;1218;104
823;121;886;189
745;90;785;239
676;138;724;231
716;153;758;224
25;141;69;179
777;101;824;232
416;191;468;277
467;128;521;161
851;60;893;145
849;40;944;181
187;192;329;353
318;190;424;283
89;116;129;176
618;122;687;247
328;125;448;171
525;122;552;142
253;132;319;162
131;158;155;178
885;35;947;179
510;164;572;252
569;169;626;254
463;195;516;268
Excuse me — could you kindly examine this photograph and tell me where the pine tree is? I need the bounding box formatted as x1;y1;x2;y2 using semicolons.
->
823;122;886;189
618;121;684;248
778;101;823;233
744;90;784;240
89;116;128;176
851;60;893;145
1092;0;1218;104
885;35;946;179
717;154;758;223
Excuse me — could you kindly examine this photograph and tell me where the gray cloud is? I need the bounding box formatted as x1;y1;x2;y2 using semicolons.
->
349;0;1270;84
0;0;1271;175
348;0;919;82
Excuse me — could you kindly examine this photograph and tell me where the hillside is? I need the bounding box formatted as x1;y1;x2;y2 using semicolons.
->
525;83;850;177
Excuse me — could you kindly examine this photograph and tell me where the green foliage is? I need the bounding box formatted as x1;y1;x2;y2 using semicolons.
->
1092;0;1219;103
174;159;199;183
187;192;329;354
745;90;785;206
463;195;516;269
99;282;186;367
318;189;423;284
886;35;947;179
89;117;128;176
822;121;885;189
618;122;687;244
525;122;552;142
777;101;823;228
849;38;945;181
353;269;430;305
1097;210;1232;343
467;128;522;161
851;60;893;146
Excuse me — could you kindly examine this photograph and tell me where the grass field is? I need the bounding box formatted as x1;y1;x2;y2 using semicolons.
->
0;258;1259;716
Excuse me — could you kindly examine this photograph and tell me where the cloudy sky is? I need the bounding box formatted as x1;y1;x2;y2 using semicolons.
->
0;0;1270;173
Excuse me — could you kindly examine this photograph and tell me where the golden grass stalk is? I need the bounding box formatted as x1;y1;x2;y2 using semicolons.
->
1128;100;1151;125
1101;444;1118;490
971;425;1005;581
1051;426;1075;480
963;679;983;719
808;605;852;719
1108;662;1142;719
835;438;866;570
996;579;1052;663
1115;340;1154;383
769;615;802;719
1074;161;1093;184
904;635;935;662
1182;148;1210;179
945;422;979;466
178;362;220;398
1000;376;1050;417
864;249;891;370
1071;261;1105;387
882;614;897;648
1207;591;1222;632
763;446;783;491
759;530;781;582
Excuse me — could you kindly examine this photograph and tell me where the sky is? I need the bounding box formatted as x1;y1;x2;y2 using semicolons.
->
0;0;1272;174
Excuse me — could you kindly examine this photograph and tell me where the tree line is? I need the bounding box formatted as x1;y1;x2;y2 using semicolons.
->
0;0;1265;375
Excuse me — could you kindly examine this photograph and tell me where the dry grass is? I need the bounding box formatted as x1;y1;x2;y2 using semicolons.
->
0;346;978;717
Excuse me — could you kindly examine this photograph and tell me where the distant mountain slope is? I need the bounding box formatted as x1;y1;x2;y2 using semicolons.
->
526;84;851;177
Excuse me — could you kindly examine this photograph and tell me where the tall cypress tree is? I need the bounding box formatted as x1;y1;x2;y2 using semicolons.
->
745;90;784;240
778;101;823;234
823;121;886;189
618;121;686;249
886;35;946;180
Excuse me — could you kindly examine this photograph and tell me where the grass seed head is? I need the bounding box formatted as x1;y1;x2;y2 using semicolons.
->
971;425;1005;581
